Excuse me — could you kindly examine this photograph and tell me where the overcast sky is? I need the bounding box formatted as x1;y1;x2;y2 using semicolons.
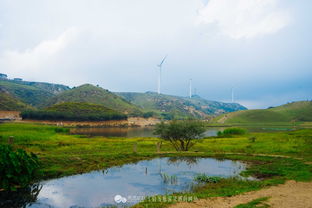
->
0;0;311;109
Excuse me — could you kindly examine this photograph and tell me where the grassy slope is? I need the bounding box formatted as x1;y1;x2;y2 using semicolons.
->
214;101;312;124
0;90;33;111
44;84;142;115
0;80;69;107
117;92;247;118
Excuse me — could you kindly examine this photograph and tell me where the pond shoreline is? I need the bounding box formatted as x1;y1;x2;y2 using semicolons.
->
14;116;161;127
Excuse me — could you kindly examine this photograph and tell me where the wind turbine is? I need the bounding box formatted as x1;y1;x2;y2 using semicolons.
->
231;87;234;103
189;79;192;98
157;55;167;94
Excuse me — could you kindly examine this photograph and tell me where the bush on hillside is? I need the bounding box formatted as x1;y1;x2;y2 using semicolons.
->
142;111;155;118
161;112;174;120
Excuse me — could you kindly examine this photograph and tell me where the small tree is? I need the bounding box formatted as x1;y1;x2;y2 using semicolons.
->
154;120;206;151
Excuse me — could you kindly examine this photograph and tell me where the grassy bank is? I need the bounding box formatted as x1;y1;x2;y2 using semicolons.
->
0;122;311;207
211;101;312;124
133;154;311;208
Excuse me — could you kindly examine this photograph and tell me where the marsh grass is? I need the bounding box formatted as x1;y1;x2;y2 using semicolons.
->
160;172;178;185
217;128;247;137
194;174;222;183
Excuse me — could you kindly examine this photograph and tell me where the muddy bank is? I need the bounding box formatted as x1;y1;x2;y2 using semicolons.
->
19;117;160;127
0;111;160;127
0;111;21;121
170;180;312;208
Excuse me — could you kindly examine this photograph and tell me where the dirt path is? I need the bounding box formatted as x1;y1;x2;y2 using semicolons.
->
170;180;312;208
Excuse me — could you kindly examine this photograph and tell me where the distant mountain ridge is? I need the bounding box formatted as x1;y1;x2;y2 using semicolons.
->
213;101;312;123
116;92;247;119
0;74;247;119
0;79;69;107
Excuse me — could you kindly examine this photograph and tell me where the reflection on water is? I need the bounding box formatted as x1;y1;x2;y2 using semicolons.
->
70;127;223;138
12;157;247;208
0;184;42;208
167;157;199;167
70;127;156;137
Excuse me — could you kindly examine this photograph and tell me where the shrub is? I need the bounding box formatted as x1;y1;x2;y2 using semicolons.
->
143;112;154;118
54;127;69;133
218;128;247;137
161;113;174;120
154;120;206;151
249;137;257;143
0;145;40;191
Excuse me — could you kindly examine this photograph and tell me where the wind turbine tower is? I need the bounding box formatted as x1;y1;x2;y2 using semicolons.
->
157;55;167;95
189;79;192;98
231;87;234;103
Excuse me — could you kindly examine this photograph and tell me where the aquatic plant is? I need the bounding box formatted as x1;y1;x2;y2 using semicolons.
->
160;172;178;185
194;174;222;183
218;128;247;137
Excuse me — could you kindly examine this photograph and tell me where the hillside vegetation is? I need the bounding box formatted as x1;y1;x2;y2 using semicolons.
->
117;92;246;119
0;80;69;107
0;76;248;119
214;101;312;124
21;102;127;121
0;89;32;111
43;84;142;115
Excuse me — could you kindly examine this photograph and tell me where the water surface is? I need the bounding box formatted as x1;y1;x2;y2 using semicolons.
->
70;127;223;138
23;157;247;208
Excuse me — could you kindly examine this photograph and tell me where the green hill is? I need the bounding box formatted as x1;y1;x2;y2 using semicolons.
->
0;88;33;111
214;101;312;124
0;79;69;107
21;102;127;121
44;84;142;115
116;92;247;119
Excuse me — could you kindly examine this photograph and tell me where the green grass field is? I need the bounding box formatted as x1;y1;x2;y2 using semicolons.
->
0;122;311;207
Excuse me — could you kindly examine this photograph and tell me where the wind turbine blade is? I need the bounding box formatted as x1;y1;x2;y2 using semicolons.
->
159;55;167;67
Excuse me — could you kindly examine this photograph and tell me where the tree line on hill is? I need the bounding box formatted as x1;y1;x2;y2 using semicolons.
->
21;110;127;121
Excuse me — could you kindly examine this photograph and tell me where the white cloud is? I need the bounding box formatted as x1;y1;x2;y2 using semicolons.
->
0;27;79;73
196;0;291;39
